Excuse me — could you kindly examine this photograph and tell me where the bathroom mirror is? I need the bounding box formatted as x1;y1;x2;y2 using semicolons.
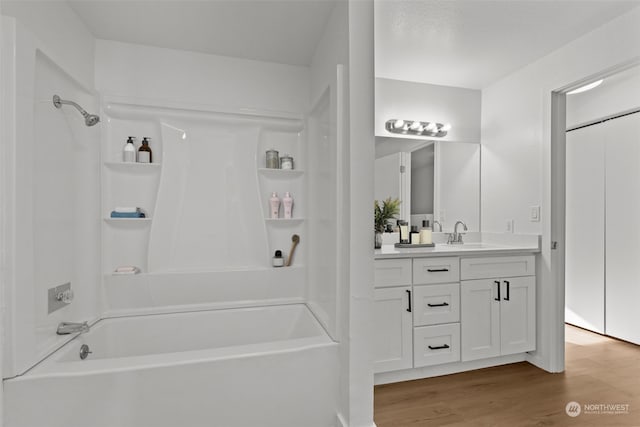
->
374;138;480;232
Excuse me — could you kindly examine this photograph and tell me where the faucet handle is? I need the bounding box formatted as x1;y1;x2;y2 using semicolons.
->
56;289;74;304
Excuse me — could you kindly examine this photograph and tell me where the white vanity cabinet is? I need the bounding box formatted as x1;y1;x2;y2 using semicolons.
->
460;256;536;362
373;259;413;373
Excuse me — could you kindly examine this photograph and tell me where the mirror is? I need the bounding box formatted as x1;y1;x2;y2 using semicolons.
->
374;138;480;232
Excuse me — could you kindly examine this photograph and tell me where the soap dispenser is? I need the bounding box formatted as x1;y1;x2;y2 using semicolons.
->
138;137;152;163
419;220;433;244
123;136;136;163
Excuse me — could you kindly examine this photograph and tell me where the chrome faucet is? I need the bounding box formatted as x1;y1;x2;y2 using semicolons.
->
57;321;90;335
433;220;443;232
447;220;468;244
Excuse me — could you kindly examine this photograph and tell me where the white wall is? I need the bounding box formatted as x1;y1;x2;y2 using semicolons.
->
375;78;481;143
1;16;101;378
481;6;640;372
96;40;309;115
566;64;640;128
1;1;94;89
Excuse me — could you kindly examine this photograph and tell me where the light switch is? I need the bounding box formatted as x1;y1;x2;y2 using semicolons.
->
530;206;540;222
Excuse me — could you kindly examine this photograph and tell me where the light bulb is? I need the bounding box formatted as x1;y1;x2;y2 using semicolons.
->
409;121;422;131
425;122;437;132
441;123;452;132
393;119;405;129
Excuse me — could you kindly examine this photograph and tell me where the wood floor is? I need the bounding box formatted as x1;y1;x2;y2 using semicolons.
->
374;325;640;426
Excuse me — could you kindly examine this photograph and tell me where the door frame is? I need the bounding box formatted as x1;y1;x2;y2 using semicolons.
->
549;59;640;372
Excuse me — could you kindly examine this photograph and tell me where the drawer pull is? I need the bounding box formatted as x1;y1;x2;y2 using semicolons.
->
427;268;449;272
427;302;449;307
494;280;501;301
428;344;450;350
406;289;412;312
504;280;510;301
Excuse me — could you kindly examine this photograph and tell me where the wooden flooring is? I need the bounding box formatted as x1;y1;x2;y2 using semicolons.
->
374;325;640;426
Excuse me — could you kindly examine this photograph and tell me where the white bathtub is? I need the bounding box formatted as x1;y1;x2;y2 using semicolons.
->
4;304;339;427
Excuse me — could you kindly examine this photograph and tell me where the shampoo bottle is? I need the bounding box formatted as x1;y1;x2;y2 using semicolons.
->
123;136;136;163
419;220;433;244
269;192;280;219
283;192;294;219
138;137;152;163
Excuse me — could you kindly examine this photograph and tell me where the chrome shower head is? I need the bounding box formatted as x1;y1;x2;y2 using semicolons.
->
53;95;100;127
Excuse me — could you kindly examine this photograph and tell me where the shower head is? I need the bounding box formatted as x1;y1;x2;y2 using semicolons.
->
53;95;101;127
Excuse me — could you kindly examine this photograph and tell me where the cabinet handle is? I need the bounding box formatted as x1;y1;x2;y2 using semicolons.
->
427;302;449;307
427;268;449;272
406;289;412;312
428;344;450;350
494;280;501;301
504;280;510;301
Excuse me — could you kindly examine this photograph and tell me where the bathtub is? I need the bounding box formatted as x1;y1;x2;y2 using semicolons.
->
4;304;339;427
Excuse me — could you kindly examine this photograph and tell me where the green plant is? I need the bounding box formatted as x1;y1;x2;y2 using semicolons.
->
374;197;401;232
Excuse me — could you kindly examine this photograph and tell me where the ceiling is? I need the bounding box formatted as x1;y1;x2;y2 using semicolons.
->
375;0;640;89
68;0;337;67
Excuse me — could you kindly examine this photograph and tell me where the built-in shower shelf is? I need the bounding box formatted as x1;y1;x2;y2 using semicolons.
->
103;217;152;224
104;162;161;172
258;168;304;177
264;218;305;223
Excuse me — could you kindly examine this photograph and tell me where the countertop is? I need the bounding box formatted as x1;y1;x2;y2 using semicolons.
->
374;232;541;259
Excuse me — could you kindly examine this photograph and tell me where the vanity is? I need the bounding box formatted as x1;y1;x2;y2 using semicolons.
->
373;234;540;385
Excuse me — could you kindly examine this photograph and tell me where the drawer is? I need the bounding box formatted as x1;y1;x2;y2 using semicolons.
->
413;323;461;368
460;255;535;280
374;259;412;288
413;283;460;326
413;257;459;284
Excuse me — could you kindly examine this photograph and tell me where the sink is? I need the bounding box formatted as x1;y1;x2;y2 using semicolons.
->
437;242;496;249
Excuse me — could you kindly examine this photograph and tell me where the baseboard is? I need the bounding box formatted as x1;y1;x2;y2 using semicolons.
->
336;413;377;427
374;353;527;385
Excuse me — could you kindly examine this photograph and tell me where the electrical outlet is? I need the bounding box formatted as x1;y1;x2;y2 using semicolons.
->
530;205;540;222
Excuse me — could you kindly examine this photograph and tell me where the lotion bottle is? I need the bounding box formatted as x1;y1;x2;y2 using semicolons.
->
399;221;409;244
123;136;136;163
419;220;433;244
269;192;280;219
283;192;294;219
410;226;420;244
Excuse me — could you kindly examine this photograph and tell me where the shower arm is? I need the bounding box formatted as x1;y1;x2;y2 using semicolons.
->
53;95;89;117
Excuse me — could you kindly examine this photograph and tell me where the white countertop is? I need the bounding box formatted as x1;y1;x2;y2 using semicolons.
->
374;232;541;259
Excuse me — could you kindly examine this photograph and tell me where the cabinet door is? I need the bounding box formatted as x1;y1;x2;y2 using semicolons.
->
374;287;413;373
461;279;500;361
605;112;640;345
500;276;536;355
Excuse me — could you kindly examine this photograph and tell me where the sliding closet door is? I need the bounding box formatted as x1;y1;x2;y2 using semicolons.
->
605;112;640;345
565;125;605;333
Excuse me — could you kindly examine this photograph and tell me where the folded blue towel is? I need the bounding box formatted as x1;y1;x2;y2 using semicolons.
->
110;211;146;218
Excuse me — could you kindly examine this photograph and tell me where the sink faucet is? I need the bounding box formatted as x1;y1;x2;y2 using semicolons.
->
447;220;468;244
57;321;90;335
433;220;443;232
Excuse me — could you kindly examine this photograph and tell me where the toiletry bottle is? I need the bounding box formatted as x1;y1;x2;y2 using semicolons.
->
272;250;284;267
399;221;409;244
280;154;294;170
410;226;420;244
123;136;136;163
419;220;433;244
138;137;152;163
283;192;294;219
266;149;279;169
269;192;280;219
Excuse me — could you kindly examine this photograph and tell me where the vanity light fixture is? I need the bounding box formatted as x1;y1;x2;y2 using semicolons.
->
385;119;450;137
567;79;603;95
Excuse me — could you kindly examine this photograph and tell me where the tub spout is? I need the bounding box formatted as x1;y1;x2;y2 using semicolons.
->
57;321;90;335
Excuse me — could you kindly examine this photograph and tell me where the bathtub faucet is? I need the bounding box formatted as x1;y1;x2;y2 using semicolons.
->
56;321;90;335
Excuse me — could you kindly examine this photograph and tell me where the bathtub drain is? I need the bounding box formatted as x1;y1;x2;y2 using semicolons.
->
79;344;92;360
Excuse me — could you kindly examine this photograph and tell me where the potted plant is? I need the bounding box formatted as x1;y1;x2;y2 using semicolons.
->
374;197;400;248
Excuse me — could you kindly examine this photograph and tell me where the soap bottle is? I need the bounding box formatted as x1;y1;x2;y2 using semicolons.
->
283;192;294;219
269;192;280;219
419;220;433;244
272;250;284;267
138;137;152;163
399;221;409;244
410;226;420;244
123;136;136;163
